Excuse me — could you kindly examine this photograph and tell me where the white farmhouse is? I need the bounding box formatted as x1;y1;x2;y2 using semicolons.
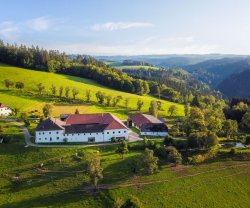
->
35;113;128;143
128;114;168;137
0;103;12;116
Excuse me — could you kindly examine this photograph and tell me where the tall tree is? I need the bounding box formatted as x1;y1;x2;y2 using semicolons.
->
42;104;53;118
142;148;158;175
149;100;158;117
50;84;57;96
106;95;112;107
72;87;79;100
168;105;178;116
124;98;130;109
85;89;91;102
15;82;24;90
167;147;182;165
59;86;64;97
223;119;238;139
37;83;45;95
241;111;250;130
116;140;129;159
87;153;103;190
137;99;144;111
65;86;70;98
4;79;14;89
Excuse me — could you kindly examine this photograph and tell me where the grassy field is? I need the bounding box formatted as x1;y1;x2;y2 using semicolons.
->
0;124;249;208
0;63;184;119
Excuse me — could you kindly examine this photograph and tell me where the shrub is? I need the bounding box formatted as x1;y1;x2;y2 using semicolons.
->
154;146;169;159
164;135;174;146
121;195;143;208
229;148;237;155
167;147;182;165
245;136;250;145
188;154;206;164
111;137;117;143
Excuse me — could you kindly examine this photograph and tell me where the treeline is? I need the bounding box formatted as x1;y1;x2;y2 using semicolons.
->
123;67;221;99
122;59;152;66
0;41;150;95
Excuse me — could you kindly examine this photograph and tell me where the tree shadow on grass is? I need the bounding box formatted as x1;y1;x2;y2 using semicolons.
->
0;188;97;208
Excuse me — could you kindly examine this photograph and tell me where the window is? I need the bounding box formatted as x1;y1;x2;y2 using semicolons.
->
78;134;80;136
39;138;41;140
50;138;52;141
107;132;109;134
49;132;51;134
39;133;41;135
118;131;121;133
57;137;59;140
88;137;95;142
124;131;126;133
43;132;45;135
45;138;47;140
90;133;92;135
96;133;98;135
56;132;59;134
113;131;115;134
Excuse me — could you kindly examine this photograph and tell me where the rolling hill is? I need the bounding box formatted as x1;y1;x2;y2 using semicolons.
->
218;69;250;98
0;63;184;119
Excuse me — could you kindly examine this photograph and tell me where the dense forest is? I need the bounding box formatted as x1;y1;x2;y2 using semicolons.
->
123;67;221;100
0;41;150;95
218;69;250;98
0;41;203;103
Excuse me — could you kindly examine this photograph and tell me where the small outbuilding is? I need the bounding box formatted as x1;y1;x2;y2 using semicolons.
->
128;114;168;137
0;103;12;116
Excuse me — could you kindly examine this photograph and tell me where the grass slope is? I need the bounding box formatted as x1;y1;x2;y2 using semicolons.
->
0;125;249;208
0;63;184;119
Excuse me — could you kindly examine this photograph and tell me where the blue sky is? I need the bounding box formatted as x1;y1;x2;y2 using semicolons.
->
1;0;250;55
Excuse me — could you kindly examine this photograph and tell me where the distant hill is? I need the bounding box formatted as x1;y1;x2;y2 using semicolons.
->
182;58;250;86
218;69;250;98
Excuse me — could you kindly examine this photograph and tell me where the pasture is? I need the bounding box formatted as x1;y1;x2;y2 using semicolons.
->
0;64;184;119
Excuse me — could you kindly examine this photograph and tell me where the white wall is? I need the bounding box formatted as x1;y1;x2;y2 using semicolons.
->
35;128;128;143
35;130;65;143
103;129;128;142
141;132;168;137
0;107;12;116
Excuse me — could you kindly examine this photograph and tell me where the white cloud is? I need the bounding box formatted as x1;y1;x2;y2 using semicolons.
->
0;21;20;40
27;16;50;32
92;22;153;31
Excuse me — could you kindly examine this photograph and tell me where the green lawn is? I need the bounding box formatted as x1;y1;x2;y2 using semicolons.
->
0;63;184;119
0;129;249;208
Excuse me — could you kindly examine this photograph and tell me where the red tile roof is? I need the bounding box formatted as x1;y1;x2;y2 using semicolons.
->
65;113;128;130
129;114;163;128
0;103;8;108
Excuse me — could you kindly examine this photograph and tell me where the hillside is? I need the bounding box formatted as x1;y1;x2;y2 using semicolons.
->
182;58;250;86
218;69;250;98
0;120;249;208
0;64;184;119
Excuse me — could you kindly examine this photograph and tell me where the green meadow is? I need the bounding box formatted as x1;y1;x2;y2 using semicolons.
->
0;63;183;119
0;121;249;208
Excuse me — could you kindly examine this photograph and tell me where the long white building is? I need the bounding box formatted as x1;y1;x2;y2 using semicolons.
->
35;113;128;143
0;103;12;116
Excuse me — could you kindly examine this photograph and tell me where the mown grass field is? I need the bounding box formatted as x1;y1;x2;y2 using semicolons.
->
0;63;183;119
0;122;249;208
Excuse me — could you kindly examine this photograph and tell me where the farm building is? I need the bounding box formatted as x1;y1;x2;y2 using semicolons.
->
35;113;128;143
0;103;12;116
128;114;168;136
